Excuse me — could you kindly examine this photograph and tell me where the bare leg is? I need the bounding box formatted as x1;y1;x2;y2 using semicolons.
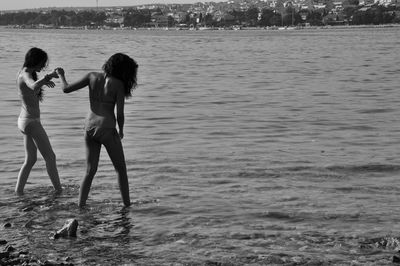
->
16;134;37;194
78;133;101;207
103;130;130;207
29;121;62;193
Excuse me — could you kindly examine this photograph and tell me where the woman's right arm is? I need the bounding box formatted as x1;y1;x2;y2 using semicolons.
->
21;71;57;93
58;69;90;93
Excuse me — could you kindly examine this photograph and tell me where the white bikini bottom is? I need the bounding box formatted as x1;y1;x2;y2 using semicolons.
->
18;117;40;134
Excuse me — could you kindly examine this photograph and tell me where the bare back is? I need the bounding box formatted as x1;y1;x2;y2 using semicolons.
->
85;72;121;130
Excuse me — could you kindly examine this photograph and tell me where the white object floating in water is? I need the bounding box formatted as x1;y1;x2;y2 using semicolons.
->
54;219;78;238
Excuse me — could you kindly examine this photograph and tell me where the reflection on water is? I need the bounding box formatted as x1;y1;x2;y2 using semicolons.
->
0;27;400;264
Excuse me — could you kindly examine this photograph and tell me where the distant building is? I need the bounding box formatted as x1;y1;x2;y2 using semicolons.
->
150;14;169;27
173;11;187;23
375;0;397;5
359;0;375;5
105;15;124;24
314;4;327;8
333;1;343;11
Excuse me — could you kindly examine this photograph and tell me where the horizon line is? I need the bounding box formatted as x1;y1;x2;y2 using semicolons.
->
1;1;227;12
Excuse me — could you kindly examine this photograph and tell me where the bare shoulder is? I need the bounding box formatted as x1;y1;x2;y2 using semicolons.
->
106;76;124;91
19;69;30;79
88;72;102;81
87;72;104;89
16;70;23;82
17;69;31;85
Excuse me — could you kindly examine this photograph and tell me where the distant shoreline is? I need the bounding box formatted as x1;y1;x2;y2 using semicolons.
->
1;24;400;31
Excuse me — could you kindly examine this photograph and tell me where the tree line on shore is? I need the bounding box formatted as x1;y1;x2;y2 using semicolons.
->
0;4;399;29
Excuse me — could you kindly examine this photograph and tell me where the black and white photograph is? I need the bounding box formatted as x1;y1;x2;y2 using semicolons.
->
0;0;400;265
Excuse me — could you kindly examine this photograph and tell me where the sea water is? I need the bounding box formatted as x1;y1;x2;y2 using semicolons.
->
0;27;400;265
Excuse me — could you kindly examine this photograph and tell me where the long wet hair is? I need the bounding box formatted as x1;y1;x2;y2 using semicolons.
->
102;53;138;99
23;47;49;101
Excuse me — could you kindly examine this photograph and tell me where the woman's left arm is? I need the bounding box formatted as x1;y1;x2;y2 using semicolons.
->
116;86;125;139
57;68;90;93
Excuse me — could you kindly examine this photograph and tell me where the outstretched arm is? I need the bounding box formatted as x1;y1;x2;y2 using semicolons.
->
57;68;90;93
21;69;58;94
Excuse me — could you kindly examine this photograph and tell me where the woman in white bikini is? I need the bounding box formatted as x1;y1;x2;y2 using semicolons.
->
57;53;138;207
16;47;62;195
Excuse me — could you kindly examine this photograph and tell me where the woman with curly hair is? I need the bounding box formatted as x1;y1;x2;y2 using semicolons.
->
16;47;62;195
57;53;138;207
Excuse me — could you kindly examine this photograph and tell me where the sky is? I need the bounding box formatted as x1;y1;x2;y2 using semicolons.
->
1;0;226;11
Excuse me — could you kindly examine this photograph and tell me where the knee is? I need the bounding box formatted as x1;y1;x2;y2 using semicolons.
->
86;165;98;177
114;163;127;174
112;159;127;174
44;151;56;163
25;155;37;167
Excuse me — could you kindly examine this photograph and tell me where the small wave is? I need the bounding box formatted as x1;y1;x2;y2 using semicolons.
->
326;163;400;173
256;210;366;224
283;165;315;172
384;69;400;75
335;125;377;131
3;99;19;103
132;198;160;205
258;211;295;220
70;68;97;72
145;116;175;121
229;232;268;240
360;236;400;250
134;205;181;216
323;212;361;220
358;108;395;114
207;179;233;185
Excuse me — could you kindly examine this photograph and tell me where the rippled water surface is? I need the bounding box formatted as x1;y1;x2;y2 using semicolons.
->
1;27;400;265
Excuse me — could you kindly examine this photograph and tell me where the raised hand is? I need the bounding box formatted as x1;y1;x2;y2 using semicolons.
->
49;69;59;79
45;81;56;88
55;68;65;77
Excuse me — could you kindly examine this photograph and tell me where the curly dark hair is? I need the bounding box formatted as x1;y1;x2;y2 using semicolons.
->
23;47;49;101
102;53;138;98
